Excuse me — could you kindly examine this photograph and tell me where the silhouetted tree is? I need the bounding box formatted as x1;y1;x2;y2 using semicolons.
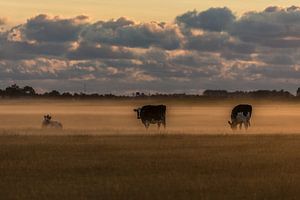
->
61;92;73;98
89;93;100;98
23;86;36;96
0;84;299;100
203;90;228;97
5;84;22;97
46;90;60;97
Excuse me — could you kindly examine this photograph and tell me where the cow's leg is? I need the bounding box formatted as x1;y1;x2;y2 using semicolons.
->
157;122;161;129
245;122;248;130
239;123;242;130
145;123;149;130
162;118;166;129
143;121;150;130
242;121;247;130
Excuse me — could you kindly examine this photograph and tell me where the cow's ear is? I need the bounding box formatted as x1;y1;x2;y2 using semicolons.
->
133;109;137;112
228;121;232;125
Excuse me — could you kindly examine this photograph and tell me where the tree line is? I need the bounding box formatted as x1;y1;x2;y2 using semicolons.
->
1;84;300;100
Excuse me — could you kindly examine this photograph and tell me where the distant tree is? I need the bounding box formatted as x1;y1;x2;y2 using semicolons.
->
135;92;146;97
89;93;100;98
22;86;36;96
5;84;22;97
203;90;228;97
249;90;293;98
61;92;73;98
297;88;300;97
46;90;60;97
104;93;115;97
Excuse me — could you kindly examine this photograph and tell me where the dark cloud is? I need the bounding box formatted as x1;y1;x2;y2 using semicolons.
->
95;17;135;29
0;39;70;60
23;14;88;42
67;42;134;60
186;32;253;51
82;18;182;50
264;6;284;12
186;32;229;52
1;7;300;93
244;64;300;79
176;7;235;32
257;53;294;65
231;6;300;48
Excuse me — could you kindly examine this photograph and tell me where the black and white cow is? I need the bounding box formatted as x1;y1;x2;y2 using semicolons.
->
134;105;166;129
42;114;63;129
228;104;252;130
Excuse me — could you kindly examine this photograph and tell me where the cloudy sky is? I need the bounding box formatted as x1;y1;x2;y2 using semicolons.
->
1;2;300;94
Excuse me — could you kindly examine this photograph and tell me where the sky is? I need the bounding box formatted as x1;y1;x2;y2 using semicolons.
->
0;1;300;94
1;0;300;25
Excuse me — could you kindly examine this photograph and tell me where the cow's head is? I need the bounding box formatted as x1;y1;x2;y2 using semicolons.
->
228;120;238;130
44;114;52;122
228;112;250;130
133;108;141;119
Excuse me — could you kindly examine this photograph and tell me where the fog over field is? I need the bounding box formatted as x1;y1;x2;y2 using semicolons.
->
1;100;300;135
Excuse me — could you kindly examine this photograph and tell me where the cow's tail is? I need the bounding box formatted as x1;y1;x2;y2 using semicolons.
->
162;106;166;128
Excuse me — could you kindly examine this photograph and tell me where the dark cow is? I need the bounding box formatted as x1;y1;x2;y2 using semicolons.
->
134;105;166;129
228;104;252;130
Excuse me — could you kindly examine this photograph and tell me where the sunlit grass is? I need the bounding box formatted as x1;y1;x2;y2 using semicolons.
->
0;100;299;199
0;134;299;199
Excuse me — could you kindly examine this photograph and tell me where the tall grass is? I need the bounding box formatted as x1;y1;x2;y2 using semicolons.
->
0;135;299;199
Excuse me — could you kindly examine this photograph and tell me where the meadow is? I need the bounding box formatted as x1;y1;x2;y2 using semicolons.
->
0;99;300;199
0;134;299;200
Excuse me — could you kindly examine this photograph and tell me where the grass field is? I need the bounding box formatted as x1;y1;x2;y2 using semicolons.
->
0;134;299;200
0;100;300;199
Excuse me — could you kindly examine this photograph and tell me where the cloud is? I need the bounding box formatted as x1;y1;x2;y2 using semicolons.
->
23;14;88;42
257;53;295;66
231;6;300;48
185;31;255;55
67;42;134;60
264;6;284;13
82;18;183;50
0;17;7;26
1;7;300;93
176;7;235;32
0;39;70;60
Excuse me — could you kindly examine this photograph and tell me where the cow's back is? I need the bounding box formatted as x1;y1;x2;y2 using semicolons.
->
140;105;166;120
231;104;252;119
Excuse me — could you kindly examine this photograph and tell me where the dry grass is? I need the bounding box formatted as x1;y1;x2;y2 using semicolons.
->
0;100;299;199
0;134;299;200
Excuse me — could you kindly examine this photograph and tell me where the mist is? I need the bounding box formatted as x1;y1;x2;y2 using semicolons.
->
0;100;299;135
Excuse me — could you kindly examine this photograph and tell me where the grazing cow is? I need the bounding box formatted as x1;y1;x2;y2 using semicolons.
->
134;105;166;129
42;114;63;129
228;104;252;130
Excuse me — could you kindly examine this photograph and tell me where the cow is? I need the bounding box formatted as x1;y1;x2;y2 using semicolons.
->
42;114;63;129
134;105;166;129
228;104;252;130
